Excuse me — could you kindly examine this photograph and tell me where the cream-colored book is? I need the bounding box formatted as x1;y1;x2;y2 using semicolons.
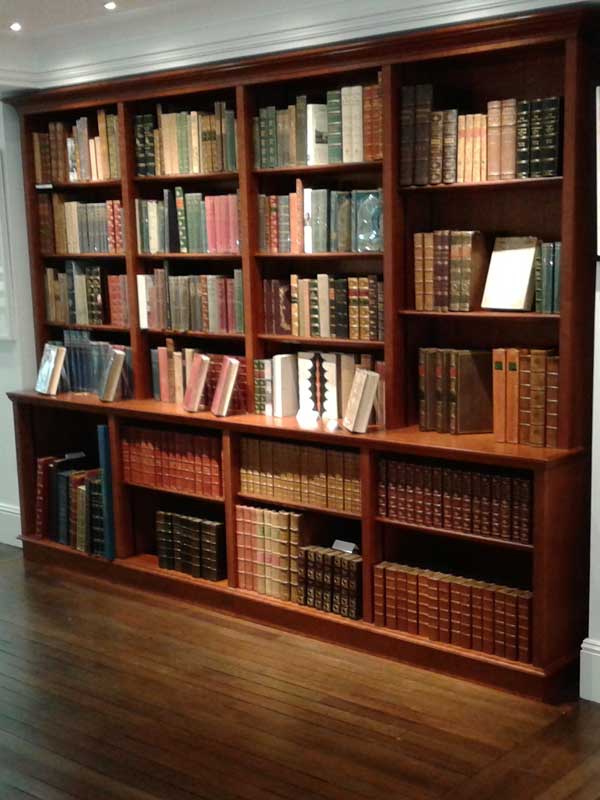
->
342;368;380;433
481;236;539;310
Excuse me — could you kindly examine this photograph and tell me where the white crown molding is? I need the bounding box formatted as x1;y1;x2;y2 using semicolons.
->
0;0;583;92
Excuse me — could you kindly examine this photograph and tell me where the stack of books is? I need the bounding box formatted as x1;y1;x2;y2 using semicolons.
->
155;511;226;581
400;85;562;186
44;262;129;327
122;427;222;497
258;183;383;253
34;425;115;559
297;546;362;619
149;341;248;412
134;102;237;176
135;189;239;254
373;562;532;662
137;268;244;332
377;458;532;544
38;196;125;254
263;273;383;340
33;110;121;183
240;437;361;513
253;76;382;168
236;504;303;601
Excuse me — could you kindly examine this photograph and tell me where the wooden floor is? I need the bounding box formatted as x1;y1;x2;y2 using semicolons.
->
0;545;599;800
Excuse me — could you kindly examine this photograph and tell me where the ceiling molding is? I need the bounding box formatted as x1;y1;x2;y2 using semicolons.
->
0;0;581;92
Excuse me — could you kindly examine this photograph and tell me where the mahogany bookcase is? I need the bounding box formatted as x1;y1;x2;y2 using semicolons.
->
8;5;599;700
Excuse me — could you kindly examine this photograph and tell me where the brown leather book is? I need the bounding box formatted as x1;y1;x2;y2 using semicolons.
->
417;571;430;637
493;587;506;657
491;475;502;538
442;467;453;528
471;580;484;651
545;354;559;448
387;459;398;518
487;100;502;180
400;85;416;186
377;460;387;517
413;232;425;310
459;231;491;311
432;467;443;528
405;567;419;634
500;98;517;179
464;114;474;182
530;349;549;446
515;477;532;544
472;114;482;182
449;230;463;312
429;111;444;184
418;347;437;431
461;471;473;533
518;352;532;445
414;464;424;524
448;350;493;434
500;476;512;541
423;232;435;311
471;471;482;534
482;585;495;654
450;580;463;646
434;348;451;433
517;590;532;663
503;589;519;661
405;463;415;523
433;230;450;311
428;572;440;641
438;575;451;643
505;347;522;444
456;115;466;182
492;348;507;442
384;563;398;629
414;84;433;186
396;567;408;632
442;109;458;184
451;469;463;532
423;466;433;527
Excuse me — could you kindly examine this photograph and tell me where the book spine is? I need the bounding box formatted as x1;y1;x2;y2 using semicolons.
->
442;109;458;184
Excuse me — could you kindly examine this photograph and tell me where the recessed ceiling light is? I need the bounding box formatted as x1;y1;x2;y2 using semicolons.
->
9;21;22;32
104;1;117;9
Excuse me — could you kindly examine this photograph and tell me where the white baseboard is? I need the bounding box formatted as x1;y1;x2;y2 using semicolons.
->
0;501;21;548
580;638;600;702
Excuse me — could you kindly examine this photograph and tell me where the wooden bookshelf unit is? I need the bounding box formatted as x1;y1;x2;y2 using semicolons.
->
9;5;598;700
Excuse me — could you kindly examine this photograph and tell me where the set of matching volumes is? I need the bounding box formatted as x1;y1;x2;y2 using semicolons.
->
493;348;560;448
263;273;383;341
258;184;383;253
413;231;489;312
373;562;532;662
134;103;237;176
400;85;562;186
122;426;222;497
253;77;382;168
61;330;133;400
377;457;532;544
33;110;121;184
156;511;226;581
150;341;248;414
236;504;302;601
44;262;129;327
135;190;239;254
253;352;384;427
239;437;361;514
38;195;125;254
34;425;115;559
419;348;493;434
297;546;363;619
137;269;244;333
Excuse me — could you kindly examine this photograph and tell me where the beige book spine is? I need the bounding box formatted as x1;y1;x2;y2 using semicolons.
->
464;115;474;183
423;232;435;311
487;100;502;180
457;115;466;183
413;232;425;311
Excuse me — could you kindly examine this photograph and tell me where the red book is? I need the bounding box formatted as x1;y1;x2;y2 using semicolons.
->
210;437;222;496
183;353;210;413
157;346;169;402
215;195;226;254
373;563;386;626
107;199;116;252
35;456;58;538
205;196;217;253
211;356;240;416
228;193;239;253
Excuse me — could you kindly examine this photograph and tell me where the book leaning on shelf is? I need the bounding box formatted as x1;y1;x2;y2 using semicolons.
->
35;342;66;396
135;189;239;254
253;75;382;168
134;102;237;176
34;424;116;560
33;109;121;184
258;183;383;254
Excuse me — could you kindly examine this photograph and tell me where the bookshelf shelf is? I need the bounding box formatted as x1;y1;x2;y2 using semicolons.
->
124;481;224;503
375;516;534;551
46;322;130;333
258;333;384;349
399;176;563;193
11;5;595;700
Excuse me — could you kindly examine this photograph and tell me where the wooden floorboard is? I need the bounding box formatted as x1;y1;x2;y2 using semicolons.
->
0;545;598;800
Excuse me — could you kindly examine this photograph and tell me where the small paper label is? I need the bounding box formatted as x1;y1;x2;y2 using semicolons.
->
332;539;358;554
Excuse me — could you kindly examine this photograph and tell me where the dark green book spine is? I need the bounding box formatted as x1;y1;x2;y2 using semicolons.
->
175;186;188;253
329;190;338;252
309;278;320;336
541;242;555;313
541;96;562;177
334;278;348;338
528;98;544;178
327;90;342;164
295;95;307;165
368;274;378;340
515;100;530;178
134;115;146;175
552;241;561;313
258;108;268;168
143;114;156;176
266;106;278;169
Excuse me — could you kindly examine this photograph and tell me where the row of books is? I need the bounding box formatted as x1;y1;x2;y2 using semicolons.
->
135;191;239;254
239;437;361;514
493;348;559;448
33;111;121;184
297;546;362;619
413;233;561;313
377;458;532;544
122;426;222;498
156;510;227;581
263;274;383;341
373;561;532;662
134;103;237;176
400;86;561;186
34;426;115;560
253;352;384;426
258;185;383;254
150;343;248;414
236;504;303;601
45;263;106;326
253;78;383;169
38;195;125;255
137;269;244;333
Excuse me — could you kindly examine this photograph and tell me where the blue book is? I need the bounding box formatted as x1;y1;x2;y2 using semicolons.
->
97;424;115;560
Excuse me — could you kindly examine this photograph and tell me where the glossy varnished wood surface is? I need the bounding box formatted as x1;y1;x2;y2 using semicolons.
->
0;543;597;800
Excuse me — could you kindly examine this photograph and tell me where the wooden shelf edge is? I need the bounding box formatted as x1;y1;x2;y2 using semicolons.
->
375;516;533;550
399;176;563;192
253;161;382;176
398;310;560;320
256;252;383;259
42;252;126;259
36;180;121;189
237;492;361;519
124;481;223;502
135;172;238;182
258;333;384;349
46;322;130;332
138;252;241;260
21;536;572;701
144;328;245;340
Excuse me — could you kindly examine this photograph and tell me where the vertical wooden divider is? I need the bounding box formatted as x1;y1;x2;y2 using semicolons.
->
382;64;405;430
222;430;240;587
236;84;263;411
13;403;37;537
118;101;150;399
108;414;134;558
360;446;380;623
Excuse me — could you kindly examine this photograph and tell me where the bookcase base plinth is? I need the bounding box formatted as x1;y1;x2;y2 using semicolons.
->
21;537;575;702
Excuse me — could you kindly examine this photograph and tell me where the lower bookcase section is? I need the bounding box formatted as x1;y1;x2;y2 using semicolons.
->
21;535;575;701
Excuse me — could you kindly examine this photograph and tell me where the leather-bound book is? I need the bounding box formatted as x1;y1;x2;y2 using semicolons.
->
413;232;424;311
471;471;482;534
438;574;451;643
414;84;433;185
442;109;458;183
461;471;473;533
433;230;450;311
35;456;59;538
487;100;502;180
528;98;544;177
541;96;562;177
456;115;466;182
400;85;416;186
405;567;419;634
464;114;474;182
545;354;559;448
503;589;519;660
432;467;443;528
500;476;512;541
417;571;430;637
414;464;424;525
518;351;532;445
404;463;415;523
493;587;506;657
447;350;493;434
482;584;495;654
377;460;387;516
442;467;453;529
471;581;484;651
449;230;463;312
451;469;463;531
423;466;433;527
373;562;387;626
429;110;443;184
450;580;463;646
459;230;490;311
435;349;451;433
500;98;517;179
491;475;502;538
423;232;435;311
396;567;408;632
516;99;531;178
517;590;532;662
385;562;398;629
492;348;507;443
529;349;549;446
505;348;522;444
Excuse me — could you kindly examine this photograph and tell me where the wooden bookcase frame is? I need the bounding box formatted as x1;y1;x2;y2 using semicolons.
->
8;5;599;700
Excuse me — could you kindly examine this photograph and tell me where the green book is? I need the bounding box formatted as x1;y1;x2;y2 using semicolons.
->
266;106;278;169
553;241;561;313
233;268;244;332
107;114;120;178
329;190;339;252
311;189;328;253
309;278;320;336
295;95;307;165
353;189;383;253
134;115;146;175
185;193;201;252
534;244;543;312
541;241;554;313
174;186;188;253
259;108;268;168
326;90;342;163
199;199;208;253
143;114;155;176
176;111;190;174
252;116;260;169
